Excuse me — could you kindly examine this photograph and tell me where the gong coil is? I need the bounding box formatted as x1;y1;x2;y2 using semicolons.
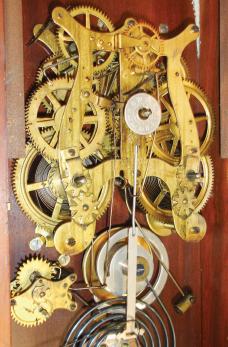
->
63;298;176;347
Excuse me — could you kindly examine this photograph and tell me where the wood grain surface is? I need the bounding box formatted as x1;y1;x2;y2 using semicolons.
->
0;1;11;346
6;0;227;346
220;0;228;158
4;0;25;159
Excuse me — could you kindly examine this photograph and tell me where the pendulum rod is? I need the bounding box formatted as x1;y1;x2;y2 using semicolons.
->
124;187;185;298
126;144;138;335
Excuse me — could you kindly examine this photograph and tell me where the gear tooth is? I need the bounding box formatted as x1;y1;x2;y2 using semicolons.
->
124;22;160;72
194;155;214;212
158;79;215;161
57;6;115;74
25;77;74;161
15;255;54;293
36;52;75;85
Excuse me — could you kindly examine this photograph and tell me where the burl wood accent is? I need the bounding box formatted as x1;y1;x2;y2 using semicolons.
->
3;0;226;346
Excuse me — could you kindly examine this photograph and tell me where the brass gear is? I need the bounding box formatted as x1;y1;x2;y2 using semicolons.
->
73;192;99;225
172;185;196;218
57;6;116;74
11;298;48;327
138;156;214;222
16;255;56;292
35;53;75;86
124;22;161;72
12;143;70;231
25;77;108;161
153;80;215;165
73;178;113;225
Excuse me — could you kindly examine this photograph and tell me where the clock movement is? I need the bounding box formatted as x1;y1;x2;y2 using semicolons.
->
10;5;214;346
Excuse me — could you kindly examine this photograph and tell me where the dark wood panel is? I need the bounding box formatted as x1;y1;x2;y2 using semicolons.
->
220;0;228;158
199;1;228;346
8;1;225;346
5;0;25;158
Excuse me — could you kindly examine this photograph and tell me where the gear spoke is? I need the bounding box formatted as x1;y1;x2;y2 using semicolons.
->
170;137;179;156
83;115;98;124
85;13;91;29
154;190;167;207
26;180;48;192
80;134;89;148
153;80;215;164
36;117;55;128
49;131;59;148
52;197;64;219
195;113;208;122
157;123;170;132
46;92;61;111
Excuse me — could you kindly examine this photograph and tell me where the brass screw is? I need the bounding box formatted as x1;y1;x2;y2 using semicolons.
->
192;226;200;234
191;25;199;33
68;148;75;156
82;90;90;98
73;175;87;187
70;303;77;311
67;238;76;247
191;147;198;154
83;204;89;211
40;291;46;298
70;274;76;282
159;23;169;34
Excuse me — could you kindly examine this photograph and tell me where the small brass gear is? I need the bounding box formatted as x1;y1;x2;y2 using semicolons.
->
25;77;108;161
12;143;70;231
72;177;113;225
11;298;48;327
73;192;99;225
57;6;116;74
138;156;214;222
172;185;196;218
16;255;56;292
153;80;215;165
124;22;161;72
